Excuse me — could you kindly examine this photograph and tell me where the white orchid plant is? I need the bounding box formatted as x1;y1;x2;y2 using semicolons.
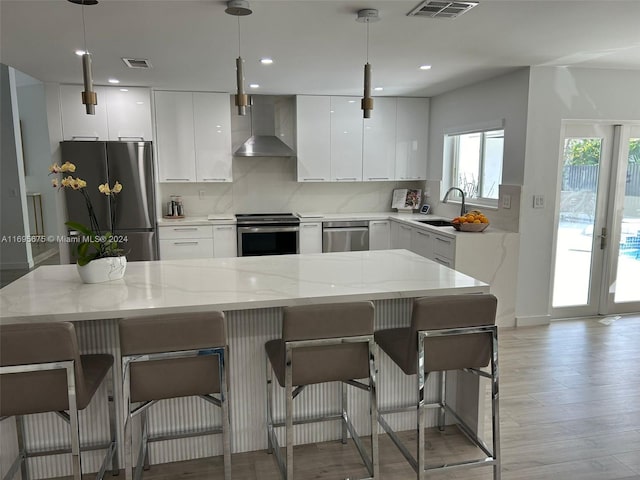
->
50;161;124;266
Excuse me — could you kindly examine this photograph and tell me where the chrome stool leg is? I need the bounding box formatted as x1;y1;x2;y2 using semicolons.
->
340;381;348;444
16;415;29;480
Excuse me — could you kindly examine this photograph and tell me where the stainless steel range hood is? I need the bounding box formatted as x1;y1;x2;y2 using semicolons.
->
233;95;296;157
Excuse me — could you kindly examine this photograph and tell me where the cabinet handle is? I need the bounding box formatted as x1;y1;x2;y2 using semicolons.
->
416;230;430;237
336;177;357;181
303;178;326;181
173;228;198;231
302;224;319;228
435;237;452;244
71;136;99;140
164;178;191;182
370;221;388;225
202;178;227;182
434;256;450;265
118;136;144;141
400;226;411;231
173;241;199;245
368;177;390;181
215;226;233;230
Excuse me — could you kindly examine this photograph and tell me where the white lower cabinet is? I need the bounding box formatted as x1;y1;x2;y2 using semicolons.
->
299;222;322;254
369;220;391;250
159;224;237;259
410;228;434;259
213;225;237;258
392;222;413;251
159;225;214;260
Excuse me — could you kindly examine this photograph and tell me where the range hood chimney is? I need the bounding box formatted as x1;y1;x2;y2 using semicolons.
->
233;95;296;157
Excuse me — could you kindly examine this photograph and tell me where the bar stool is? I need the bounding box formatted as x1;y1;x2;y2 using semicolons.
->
375;294;500;480
265;301;378;480
0;322;117;480
119;311;230;480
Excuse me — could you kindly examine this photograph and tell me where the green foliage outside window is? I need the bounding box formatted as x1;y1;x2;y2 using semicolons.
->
565;138;640;165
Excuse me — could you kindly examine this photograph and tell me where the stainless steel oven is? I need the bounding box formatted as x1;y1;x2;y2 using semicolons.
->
236;213;300;257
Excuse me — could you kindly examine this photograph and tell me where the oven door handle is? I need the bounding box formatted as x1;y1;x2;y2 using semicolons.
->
238;226;300;234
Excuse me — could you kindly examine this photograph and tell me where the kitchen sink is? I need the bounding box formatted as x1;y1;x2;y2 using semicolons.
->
416;219;454;227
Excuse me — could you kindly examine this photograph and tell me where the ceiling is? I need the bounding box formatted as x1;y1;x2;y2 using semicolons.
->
1;0;639;97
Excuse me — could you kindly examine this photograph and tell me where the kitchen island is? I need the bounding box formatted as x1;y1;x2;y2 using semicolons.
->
0;250;489;477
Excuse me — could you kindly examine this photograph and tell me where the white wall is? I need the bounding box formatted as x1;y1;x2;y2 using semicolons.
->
516;67;640;325
158;156;423;216
16;73;57;239
0;64;33;270
427;68;530;231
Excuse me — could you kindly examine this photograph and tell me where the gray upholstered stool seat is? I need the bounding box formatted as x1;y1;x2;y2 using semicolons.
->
0;322;117;480
119;311;230;480
375;294;500;480
265;301;378;479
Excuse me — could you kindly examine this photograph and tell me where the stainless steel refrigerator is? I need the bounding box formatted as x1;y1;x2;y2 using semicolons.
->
60;141;158;261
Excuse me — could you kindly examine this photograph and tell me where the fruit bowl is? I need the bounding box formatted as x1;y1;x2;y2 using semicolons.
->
453;222;489;232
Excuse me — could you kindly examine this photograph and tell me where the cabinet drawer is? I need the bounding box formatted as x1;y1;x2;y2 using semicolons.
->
158;225;213;240
433;234;455;261
432;255;453;268
159;238;214;260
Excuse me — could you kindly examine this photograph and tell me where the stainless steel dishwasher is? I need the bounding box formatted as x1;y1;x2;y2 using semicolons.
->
322;220;369;252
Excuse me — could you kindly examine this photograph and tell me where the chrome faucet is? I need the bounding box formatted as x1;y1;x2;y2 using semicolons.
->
442;187;467;216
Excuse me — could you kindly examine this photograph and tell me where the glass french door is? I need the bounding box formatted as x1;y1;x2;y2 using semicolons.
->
551;123;640;317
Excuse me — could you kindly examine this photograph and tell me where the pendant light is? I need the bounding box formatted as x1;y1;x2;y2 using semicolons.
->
68;0;98;115
226;0;253;116
356;9;379;119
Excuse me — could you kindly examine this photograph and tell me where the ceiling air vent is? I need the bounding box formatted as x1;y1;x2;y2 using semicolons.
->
408;0;479;18
121;58;152;69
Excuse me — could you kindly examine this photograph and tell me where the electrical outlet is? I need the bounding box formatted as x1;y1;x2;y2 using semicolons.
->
501;194;511;209
533;195;544;209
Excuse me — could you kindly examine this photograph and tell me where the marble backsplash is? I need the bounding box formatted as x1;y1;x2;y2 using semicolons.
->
158;156;424;216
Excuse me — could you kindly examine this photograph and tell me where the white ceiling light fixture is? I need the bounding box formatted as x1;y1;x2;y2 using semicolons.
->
260;58;273;65
356;8;380;119
249;84;260;89
68;0;98;115
108;78;120;84
225;0;253;116
419;64;432;70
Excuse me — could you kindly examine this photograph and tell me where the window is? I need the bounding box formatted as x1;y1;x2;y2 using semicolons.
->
444;129;504;204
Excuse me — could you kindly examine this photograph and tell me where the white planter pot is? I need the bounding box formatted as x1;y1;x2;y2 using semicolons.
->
77;256;127;284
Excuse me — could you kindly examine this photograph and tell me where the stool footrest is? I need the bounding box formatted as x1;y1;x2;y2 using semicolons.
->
148;426;224;443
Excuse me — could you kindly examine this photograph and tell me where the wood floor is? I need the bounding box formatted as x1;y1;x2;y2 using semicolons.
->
71;314;640;480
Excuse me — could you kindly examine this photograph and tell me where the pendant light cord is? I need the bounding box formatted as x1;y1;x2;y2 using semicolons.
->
366;21;370;63
237;16;242;57
81;1;89;54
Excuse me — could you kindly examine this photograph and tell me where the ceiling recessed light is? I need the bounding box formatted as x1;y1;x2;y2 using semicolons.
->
136;101;144;105
348;100;356;103
249;84;260;89
119;88;129;92
419;64;432;70
108;78;120;84
374;87;384;91
75;50;86;56
260;58;273;65
216;125;222;128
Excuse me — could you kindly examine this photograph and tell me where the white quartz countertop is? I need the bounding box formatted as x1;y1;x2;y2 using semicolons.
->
159;212;509;237
0;250;488;324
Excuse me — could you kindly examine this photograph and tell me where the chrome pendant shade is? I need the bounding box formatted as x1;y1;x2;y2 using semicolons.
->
226;0;253;116
68;0;98;115
357;9;379;119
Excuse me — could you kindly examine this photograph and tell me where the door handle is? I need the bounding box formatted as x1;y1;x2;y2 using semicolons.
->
598;227;607;250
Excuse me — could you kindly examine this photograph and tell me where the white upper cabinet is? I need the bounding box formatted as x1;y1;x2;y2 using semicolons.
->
395;97;429;181
296;96;331;182
154;90;197;182
60;85;109;140
363;97;397;181
104;87;153;141
154;91;232;183
60;85;152;141
193;92;232;182
330;96;363;182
